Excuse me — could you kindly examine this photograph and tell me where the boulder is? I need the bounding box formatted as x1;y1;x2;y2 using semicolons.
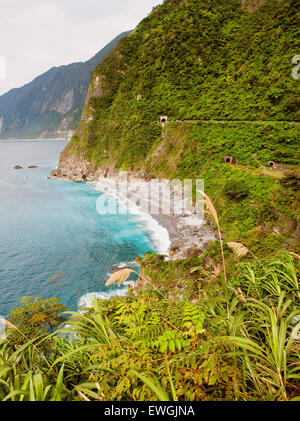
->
169;244;180;255
50;170;59;177
227;242;249;259
28;165;38;169
14;165;23;169
186;248;203;258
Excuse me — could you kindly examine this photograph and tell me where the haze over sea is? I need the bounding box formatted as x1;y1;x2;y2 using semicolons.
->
0;140;157;316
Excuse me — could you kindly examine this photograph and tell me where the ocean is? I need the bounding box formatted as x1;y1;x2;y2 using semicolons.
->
0;140;161;316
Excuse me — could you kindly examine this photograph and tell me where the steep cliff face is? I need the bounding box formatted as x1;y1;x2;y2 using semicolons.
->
53;153;151;182
57;0;299;256
0;31;131;140
59;0;298;166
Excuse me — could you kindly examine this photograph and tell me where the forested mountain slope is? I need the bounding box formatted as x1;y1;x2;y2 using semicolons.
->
1;0;299;403
0;31;131;140
58;0;300;255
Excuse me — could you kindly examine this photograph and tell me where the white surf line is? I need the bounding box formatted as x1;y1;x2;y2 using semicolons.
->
93;177;171;255
76;178;172;309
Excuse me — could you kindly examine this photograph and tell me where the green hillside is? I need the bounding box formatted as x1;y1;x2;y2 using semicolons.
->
61;0;300;255
1;0;299;403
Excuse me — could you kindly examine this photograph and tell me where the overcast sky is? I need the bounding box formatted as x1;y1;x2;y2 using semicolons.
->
0;0;164;95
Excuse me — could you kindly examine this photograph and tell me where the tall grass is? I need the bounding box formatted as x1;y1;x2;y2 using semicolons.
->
0;185;299;401
197;189;227;283
225;293;300;400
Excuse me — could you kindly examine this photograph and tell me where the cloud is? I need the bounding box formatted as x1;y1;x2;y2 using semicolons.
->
0;0;163;95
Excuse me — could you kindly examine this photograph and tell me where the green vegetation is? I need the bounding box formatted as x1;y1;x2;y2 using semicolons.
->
66;0;300;157
0;177;299;401
6;297;67;346
63;0;300;255
223;179;250;200
0;252;299;401
159;122;300;255
1;0;299;402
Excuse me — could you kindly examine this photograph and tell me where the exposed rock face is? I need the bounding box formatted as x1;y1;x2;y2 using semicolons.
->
55;152;150;183
186;248;203;258
285;222;300;251
56;90;74;114
0;31;131;140
53;0;297;264
55;154;97;182
241;0;282;12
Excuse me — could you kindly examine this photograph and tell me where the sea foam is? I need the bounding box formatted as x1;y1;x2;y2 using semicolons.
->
78;281;135;309
93;177;171;255
77;177;172;309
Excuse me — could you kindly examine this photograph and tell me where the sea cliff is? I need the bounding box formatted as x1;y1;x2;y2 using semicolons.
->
55;0;299;257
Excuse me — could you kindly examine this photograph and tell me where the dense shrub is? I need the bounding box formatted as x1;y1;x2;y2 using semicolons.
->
0;253;299;401
280;171;300;192
223;179;250;200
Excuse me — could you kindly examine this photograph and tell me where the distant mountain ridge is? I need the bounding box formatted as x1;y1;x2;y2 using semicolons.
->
0;31;131;140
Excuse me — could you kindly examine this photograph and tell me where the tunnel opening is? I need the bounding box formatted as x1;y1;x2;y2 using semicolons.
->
269;161;276;169
224;156;236;165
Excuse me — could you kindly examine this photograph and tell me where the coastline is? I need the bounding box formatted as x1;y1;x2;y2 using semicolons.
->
76;176;216;309
51;158;216;260
50;155;217;309
93;175;216;260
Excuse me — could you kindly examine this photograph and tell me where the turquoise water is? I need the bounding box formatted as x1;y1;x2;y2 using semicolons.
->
0;140;155;315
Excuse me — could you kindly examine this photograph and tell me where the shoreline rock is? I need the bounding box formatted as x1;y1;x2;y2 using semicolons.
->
52;153;217;260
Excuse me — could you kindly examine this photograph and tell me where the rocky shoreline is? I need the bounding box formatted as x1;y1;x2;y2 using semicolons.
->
51;153;216;260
